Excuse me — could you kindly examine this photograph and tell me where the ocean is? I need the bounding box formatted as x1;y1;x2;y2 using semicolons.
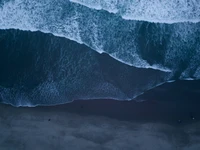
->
0;0;199;106
1;1;200;149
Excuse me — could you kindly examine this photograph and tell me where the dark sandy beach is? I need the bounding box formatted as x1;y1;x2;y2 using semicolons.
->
0;1;200;149
0;80;200;150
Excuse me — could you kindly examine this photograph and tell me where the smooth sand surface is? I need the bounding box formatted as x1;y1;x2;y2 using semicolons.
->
1;80;200;150
0;102;200;150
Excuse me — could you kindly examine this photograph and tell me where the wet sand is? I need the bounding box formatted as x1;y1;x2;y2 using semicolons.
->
0;80;200;150
36;80;200;124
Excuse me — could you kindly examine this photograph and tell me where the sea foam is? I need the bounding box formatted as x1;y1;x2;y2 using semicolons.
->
70;0;200;24
0;0;199;75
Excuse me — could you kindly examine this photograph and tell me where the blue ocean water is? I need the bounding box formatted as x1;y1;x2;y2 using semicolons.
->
0;0;200;106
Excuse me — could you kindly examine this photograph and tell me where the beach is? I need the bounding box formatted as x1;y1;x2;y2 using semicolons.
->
1;80;200;150
0;1;200;149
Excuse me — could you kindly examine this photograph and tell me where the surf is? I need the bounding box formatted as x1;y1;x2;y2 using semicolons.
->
0;0;199;74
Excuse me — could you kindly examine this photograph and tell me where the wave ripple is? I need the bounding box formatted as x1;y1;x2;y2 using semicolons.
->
0;0;200;74
70;0;200;23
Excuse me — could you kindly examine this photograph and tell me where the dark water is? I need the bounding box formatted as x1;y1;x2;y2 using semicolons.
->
0;2;200;150
0;29;199;106
36;80;200;124
0;0;200;106
0;29;170;106
0;0;200;72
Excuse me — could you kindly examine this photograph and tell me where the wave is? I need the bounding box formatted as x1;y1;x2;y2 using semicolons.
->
0;0;200;106
0;29;170;106
0;0;200;74
69;0;200;24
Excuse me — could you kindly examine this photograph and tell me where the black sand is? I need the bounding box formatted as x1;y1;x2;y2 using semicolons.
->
0;80;200;150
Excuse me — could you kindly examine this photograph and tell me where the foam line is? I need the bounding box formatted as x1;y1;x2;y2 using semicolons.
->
70;0;200;24
0;0;200;74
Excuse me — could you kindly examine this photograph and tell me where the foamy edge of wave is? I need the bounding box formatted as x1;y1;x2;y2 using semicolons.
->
0;81;169;107
70;0;200;24
122;16;200;24
0;28;171;73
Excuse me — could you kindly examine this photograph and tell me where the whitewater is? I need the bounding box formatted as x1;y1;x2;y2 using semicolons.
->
69;0;200;23
0;0;199;74
0;0;200;106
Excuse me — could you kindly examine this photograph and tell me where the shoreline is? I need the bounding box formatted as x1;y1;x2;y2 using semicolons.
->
0;100;200;150
0;80;200;124
1;80;200;149
1;80;200;125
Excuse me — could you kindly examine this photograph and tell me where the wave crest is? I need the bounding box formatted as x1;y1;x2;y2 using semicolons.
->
70;0;200;23
0;0;200;75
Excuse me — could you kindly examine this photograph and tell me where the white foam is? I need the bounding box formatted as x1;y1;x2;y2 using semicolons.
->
194;67;200;79
70;0;200;24
167;80;176;83
0;0;199;73
182;78;194;80
70;0;118;13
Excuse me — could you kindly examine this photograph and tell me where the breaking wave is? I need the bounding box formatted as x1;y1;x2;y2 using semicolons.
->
69;0;200;23
0;0;200;106
0;0;199;74
0;30;170;106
